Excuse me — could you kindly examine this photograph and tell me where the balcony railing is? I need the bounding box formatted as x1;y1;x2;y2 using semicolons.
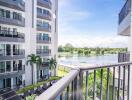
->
0;30;25;42
119;0;131;24
0;0;25;11
36;49;51;56
0;49;25;60
37;25;51;32
37;36;51;44
118;52;130;62
37;12;52;21
0;65;25;79
0;16;25;27
37;62;132;100
37;0;52;9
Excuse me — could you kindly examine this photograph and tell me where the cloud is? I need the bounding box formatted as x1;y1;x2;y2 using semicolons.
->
58;0;127;48
58;35;128;48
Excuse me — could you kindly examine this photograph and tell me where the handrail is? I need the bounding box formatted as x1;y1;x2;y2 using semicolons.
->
80;61;132;70
36;61;132;100
36;69;80;100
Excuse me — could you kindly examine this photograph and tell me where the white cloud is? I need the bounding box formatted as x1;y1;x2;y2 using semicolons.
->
58;0;127;48
58;35;128;48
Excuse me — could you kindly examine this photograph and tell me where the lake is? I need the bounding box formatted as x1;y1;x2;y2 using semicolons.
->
58;54;118;66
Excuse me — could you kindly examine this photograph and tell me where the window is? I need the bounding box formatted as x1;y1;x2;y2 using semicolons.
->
0;9;5;17
6;10;10;18
18;60;22;70
37;8;42;14
43;34;49;40
13;12;22;21
0;44;5;56
6;61;11;72
13;61;17;71
0;62;5;73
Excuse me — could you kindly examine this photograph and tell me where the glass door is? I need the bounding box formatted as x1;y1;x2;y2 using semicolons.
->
6;44;11;56
5;78;11;88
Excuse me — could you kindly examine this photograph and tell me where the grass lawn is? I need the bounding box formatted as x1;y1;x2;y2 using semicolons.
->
57;69;68;77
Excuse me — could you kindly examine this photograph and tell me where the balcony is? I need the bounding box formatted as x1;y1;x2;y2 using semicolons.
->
37;0;52;9
37;62;131;100
119;0;131;24
36;49;51;57
118;0;131;36
118;52;130;62
0;0;25;11
0;30;25;43
0;16;25;27
37;36;51;44
0;65;25;79
37;25;51;32
37;12;52;21
0;49;25;61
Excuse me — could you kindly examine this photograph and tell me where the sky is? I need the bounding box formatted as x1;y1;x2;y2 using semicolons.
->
58;0;128;48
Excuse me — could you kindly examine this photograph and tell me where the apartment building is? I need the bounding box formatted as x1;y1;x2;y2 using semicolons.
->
0;0;58;89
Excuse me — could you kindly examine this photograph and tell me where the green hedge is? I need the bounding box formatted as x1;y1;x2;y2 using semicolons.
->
16;76;61;94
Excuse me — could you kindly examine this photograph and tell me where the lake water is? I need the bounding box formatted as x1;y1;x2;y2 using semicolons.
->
58;54;118;66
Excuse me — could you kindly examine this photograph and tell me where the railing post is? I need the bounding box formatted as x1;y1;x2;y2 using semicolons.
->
73;76;77;100
79;71;84;100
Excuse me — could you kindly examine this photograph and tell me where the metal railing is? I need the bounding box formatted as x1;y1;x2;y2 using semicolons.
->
0;65;25;74
37;62;132;100
37;12;52;20
0;0;25;11
119;0;131;24
37;25;51;32
37;0;52;9
37;36;51;43
0;15;25;27
0;49;25;56
0;30;25;39
36;49;51;55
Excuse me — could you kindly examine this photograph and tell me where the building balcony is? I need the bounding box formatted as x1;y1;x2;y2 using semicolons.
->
37;62;131;100
0;65;25;79
37;0;52;9
0;16;25;27
0;30;25;43
118;52;130;62
37;25;51;32
36;49;51;57
118;0;131;36
0;0;25;11
0;49;25;61
37;36;51;44
37;12;52;21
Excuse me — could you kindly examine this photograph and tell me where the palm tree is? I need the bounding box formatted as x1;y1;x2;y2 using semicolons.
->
48;58;57;76
26;54;42;84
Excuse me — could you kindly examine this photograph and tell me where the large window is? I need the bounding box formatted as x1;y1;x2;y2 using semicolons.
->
6;10;10;18
0;44;5;56
0;9;5;17
6;61;11;72
13;61;17;71
13;12;22;21
37;8;42;14
0;62;5;73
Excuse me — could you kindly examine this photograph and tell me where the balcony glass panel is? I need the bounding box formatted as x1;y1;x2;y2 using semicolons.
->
0;62;5;73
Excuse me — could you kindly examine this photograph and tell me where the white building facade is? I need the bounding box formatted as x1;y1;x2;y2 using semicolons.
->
118;0;132;99
0;0;58;89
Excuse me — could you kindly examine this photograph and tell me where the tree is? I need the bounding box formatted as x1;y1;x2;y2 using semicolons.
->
58;45;64;52
78;49;83;55
48;58;57;76
26;54;42;84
